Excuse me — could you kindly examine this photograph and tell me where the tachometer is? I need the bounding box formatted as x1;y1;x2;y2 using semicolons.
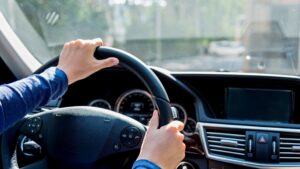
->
88;99;112;110
115;89;155;125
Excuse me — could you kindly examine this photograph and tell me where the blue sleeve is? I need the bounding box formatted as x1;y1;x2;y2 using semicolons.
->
132;160;161;169
0;67;68;133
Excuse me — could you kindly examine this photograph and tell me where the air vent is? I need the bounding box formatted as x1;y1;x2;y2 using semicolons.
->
206;129;246;159
280;133;300;162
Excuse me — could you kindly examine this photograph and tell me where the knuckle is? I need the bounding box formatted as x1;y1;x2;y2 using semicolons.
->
166;125;177;133
73;39;84;47
63;42;70;48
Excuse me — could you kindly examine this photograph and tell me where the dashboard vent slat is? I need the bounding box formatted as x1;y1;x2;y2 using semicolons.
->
206;129;246;159
280;134;300;162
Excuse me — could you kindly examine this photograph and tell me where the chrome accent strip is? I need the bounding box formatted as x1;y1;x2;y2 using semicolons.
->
280;157;300;160
280;152;300;155
281;143;300;146
198;122;300;169
291;146;300;152
207;135;245;142
281;138;300;142
208;140;245;147
210;149;245;156
206;131;245;138
220;139;239;147
280;147;292;150
209;144;245;152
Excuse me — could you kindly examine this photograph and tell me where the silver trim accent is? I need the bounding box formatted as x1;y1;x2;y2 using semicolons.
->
207;140;245;147
198;122;300;168
88;99;112;110
291;146;300;152
207;131;245;138
207;135;245;142
273;141;276;154
171;107;178;119
20;136;41;157
249;139;253;152
209;144;244;152
281;138;300;142
210;149;245;156
171;103;188;125
220;139;239;147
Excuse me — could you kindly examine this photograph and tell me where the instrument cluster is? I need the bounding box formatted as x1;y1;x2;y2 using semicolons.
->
88;89;196;135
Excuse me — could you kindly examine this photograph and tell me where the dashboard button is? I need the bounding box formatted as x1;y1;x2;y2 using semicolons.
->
257;135;268;144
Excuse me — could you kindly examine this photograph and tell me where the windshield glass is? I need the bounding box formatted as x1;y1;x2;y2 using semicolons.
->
0;0;299;74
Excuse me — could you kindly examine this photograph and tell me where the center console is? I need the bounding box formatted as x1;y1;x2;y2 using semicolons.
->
197;85;300;168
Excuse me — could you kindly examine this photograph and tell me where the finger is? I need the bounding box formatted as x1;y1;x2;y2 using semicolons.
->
177;132;184;142
167;120;184;132
148;110;159;131
95;57;119;69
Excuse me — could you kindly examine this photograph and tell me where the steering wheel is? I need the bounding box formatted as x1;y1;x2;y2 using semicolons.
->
1;47;173;169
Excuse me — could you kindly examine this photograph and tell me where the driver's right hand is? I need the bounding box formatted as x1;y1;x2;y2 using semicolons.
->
137;110;186;169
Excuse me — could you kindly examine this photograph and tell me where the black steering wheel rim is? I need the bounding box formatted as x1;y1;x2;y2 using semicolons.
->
1;47;173;169
35;46;173;126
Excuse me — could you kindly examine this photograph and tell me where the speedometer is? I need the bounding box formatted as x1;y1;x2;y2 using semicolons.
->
115;89;155;125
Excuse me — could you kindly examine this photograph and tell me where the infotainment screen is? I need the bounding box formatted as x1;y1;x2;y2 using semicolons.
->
225;88;294;122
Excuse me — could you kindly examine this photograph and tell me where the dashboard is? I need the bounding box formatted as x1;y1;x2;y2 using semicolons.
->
59;66;300;169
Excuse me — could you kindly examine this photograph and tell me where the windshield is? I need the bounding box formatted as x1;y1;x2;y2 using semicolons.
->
0;0;299;74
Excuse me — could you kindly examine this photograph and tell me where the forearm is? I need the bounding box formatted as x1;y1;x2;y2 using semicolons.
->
0;67;68;132
132;160;161;169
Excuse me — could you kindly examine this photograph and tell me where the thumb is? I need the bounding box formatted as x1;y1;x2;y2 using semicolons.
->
96;57;119;69
148;110;159;131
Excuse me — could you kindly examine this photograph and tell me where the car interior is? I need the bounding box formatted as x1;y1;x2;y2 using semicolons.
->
0;0;300;169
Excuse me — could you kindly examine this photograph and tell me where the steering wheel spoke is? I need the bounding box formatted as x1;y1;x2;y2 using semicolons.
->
22;107;145;168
